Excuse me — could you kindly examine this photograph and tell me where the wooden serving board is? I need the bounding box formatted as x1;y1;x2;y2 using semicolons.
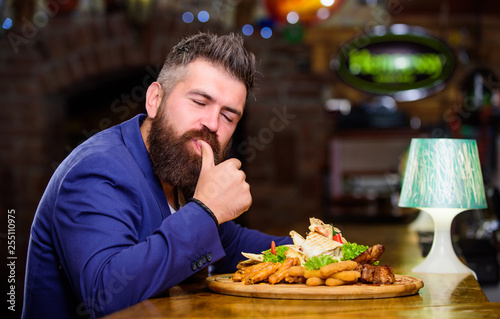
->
206;274;424;300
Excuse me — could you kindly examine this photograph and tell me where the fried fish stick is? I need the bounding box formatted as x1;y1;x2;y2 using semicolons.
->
330;270;361;282
269;258;299;285
306;277;325;286
325;278;345;287
287;266;305;277
304;269;326;279
320;260;358;278
245;262;281;285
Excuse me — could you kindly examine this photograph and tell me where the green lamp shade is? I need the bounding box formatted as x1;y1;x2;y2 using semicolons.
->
399;138;487;209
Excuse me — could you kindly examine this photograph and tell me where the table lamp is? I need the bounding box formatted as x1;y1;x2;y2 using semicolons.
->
399;138;487;274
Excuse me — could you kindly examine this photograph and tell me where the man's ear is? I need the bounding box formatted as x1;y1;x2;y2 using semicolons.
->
145;82;164;119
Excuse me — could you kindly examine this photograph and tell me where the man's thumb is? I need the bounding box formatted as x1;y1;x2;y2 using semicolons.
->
198;140;215;170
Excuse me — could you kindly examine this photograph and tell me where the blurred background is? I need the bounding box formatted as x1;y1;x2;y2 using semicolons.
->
1;0;500;316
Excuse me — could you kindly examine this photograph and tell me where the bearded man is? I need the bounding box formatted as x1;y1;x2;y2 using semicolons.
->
22;32;292;319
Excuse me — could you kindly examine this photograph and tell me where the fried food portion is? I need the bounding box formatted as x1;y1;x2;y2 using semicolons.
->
304;269;360;286
234;258;302;285
306;277;325;286
376;265;395;284
325;278;345;287
284;275;306;284
287;265;305;277
268;257;300;285
236;259;260;270
304;268;326;279
356;263;395;284
245;262;281;285
232;271;244;282
353;244;385;265
232;261;269;282
329;270;361;282
232;241;393;287
320;260;358;278
298;265;362;286
232;260;395;287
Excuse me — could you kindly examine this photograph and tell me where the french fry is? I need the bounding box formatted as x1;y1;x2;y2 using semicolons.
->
237;259;260;269
242;262;272;283
306;277;325;286
330;270;361;282
320;260;358;278
240;261;268;275
269;258;299;285
232;271;244;282
325;278;345;287
245;262;281;285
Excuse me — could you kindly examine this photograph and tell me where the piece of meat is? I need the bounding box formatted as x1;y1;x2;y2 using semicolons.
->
376;265;395;284
358;264;375;282
353;244;385;264
357;264;395;284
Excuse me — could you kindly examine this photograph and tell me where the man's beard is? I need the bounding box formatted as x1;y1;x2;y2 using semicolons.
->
147;112;232;199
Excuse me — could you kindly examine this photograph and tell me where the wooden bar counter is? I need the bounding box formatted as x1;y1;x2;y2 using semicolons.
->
102;223;500;318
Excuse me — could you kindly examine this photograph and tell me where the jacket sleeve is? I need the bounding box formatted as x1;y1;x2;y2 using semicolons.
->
51;153;226;318
211;221;294;274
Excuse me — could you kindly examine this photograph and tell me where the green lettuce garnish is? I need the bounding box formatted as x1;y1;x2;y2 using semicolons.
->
304;255;338;270
341;242;368;261
263;246;289;263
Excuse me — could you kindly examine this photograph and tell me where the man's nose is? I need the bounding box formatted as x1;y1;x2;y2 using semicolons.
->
200;108;219;133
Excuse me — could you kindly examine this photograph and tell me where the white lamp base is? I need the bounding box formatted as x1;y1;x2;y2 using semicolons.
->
412;208;476;277
409;210;434;232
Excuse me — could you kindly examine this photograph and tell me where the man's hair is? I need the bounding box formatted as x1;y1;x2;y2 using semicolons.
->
157;32;256;98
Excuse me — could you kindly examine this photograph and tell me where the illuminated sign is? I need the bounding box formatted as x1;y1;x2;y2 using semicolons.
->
333;25;455;101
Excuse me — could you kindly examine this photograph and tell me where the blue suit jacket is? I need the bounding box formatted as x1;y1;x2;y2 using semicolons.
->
22;114;292;318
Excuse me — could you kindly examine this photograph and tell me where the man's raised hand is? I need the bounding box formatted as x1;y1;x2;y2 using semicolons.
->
193;140;252;224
